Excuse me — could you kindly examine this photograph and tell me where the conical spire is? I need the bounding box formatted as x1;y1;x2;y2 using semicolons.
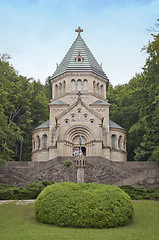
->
52;27;108;81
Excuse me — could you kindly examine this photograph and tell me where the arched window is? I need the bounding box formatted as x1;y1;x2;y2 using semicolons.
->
93;81;96;93
97;83;99;94
63;81;66;93
84;114;87;121
124;138;126;151
77;79;81;91
59;82;62;95
32;138;35;150
65;119;69;125
42;134;47;148
71;79;75;91
118;136;122;149
111;134;116;149
71;114;75;121
78;110;81;120
37;136;41;150
54;84;58;97
101;85;104;97
83;79;88;91
90;119;94;126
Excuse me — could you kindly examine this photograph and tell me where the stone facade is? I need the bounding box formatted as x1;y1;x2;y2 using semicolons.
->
32;28;127;162
0;157;159;188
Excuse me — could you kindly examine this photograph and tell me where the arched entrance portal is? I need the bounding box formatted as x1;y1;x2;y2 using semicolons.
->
65;125;94;156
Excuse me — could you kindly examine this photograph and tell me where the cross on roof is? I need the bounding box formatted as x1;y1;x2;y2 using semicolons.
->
75;27;83;36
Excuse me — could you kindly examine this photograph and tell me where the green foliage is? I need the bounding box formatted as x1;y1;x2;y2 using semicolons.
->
0;181;53;200
65;159;72;167
120;185;159;200
108;19;159;161
35;182;134;228
0;57;49;162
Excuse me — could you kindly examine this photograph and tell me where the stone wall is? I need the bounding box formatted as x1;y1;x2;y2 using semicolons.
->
0;157;159;188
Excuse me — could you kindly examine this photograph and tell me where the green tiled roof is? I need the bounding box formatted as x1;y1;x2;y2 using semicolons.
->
49;100;68;105
34;119;124;131
51;34;109;80
90;100;109;105
35;120;49;130
109;120;124;130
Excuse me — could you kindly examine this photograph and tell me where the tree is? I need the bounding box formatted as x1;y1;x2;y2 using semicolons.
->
0;58;49;163
108;19;159;162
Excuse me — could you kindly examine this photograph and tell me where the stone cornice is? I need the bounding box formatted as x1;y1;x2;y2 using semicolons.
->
51;71;108;84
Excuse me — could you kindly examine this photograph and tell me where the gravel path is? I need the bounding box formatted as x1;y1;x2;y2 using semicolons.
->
0;200;36;205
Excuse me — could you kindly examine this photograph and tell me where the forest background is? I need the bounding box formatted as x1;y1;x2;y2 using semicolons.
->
0;20;159;164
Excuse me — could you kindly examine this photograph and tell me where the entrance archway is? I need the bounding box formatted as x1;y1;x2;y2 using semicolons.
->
65;125;94;157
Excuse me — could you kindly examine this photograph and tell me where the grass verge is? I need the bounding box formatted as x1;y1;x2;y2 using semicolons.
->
0;200;159;240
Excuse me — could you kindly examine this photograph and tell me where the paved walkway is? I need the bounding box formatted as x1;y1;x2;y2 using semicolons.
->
0;200;36;205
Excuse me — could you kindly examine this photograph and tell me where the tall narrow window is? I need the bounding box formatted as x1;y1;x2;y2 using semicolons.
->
63;81;66;93
72;114;75;121
32;138;35;150
118;136;122;149
43;134;47;148
77;80;81;91
84;114;87;121
97;83;99;94
124;139;126;151
111;135;116;149
78;110;81;120
101;85;104;97
93;81;96;93
55;84;58;97
59;82;62;95
83;79;88;91
37;136;41;149
71;80;75;91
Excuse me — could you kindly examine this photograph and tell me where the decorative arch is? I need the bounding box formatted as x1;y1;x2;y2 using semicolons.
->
65;125;94;143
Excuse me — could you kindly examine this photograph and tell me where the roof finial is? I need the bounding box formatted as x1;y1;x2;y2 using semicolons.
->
75;26;83;36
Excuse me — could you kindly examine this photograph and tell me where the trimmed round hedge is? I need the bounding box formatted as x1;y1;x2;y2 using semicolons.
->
34;182;134;228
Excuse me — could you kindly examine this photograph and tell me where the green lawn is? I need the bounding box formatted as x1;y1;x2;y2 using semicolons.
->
0;201;159;240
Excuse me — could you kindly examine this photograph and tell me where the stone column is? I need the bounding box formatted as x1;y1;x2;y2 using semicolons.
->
76;155;85;183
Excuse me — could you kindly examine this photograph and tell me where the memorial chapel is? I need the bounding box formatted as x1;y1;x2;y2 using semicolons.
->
32;27;127;162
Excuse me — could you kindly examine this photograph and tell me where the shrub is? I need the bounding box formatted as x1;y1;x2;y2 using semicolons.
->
65;159;72;167
120;185;159;200
34;182;134;228
0;181;53;200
